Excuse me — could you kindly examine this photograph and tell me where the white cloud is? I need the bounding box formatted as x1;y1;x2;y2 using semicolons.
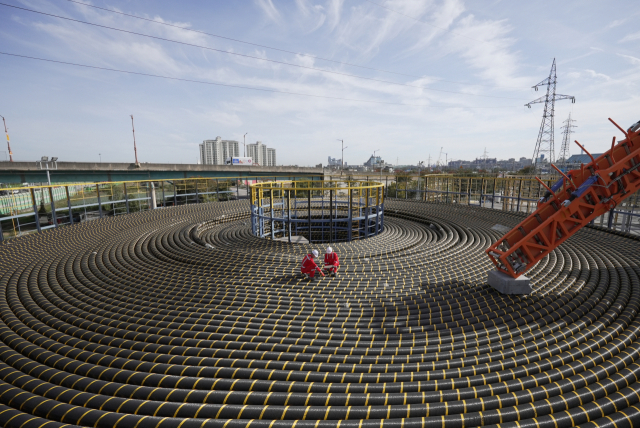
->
558;48;603;65
293;0;327;33
404;0;466;54
619;31;640;43
585;69;611;81
64;0;210;46
567;69;611;81
618;54;640;65
3;0;639;166
206;111;243;128
440;14;525;87
295;0;312;16
325;0;344;31
254;0;281;23
295;0;326;16
30;21;186;75
606;19;625;29
323;0;469;67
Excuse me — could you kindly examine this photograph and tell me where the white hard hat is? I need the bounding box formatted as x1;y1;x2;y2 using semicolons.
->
326;247;333;254
312;250;319;257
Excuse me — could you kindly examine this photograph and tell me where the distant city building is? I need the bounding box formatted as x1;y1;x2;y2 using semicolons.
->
448;160;472;169
565;153;602;164
364;155;384;168
448;156;533;172
327;156;342;167
200;137;240;165
472;157;497;167
247;141;277;166
564;153;602;170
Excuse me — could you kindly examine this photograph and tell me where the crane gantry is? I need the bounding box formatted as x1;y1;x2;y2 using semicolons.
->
487;117;640;280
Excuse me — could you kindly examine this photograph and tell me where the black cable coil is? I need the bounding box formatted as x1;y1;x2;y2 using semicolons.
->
0;198;639;428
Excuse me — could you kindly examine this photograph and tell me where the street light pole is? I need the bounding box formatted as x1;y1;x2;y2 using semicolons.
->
0;115;13;162
243;132;248;157
130;115;139;166
337;139;347;174
417;160;424;197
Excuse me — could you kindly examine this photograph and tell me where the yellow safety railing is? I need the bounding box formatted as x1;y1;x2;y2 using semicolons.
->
249;180;385;243
250;180;384;207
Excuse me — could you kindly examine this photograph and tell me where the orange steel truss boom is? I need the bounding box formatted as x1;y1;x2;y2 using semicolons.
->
486;117;640;278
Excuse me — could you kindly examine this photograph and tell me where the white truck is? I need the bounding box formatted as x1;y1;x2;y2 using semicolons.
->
225;157;253;166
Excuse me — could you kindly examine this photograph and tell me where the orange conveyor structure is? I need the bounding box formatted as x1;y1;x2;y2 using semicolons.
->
487;118;640;278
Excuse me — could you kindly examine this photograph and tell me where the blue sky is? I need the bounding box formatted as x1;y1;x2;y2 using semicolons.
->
0;0;638;166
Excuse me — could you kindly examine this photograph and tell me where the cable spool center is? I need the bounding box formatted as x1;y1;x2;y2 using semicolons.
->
250;180;385;243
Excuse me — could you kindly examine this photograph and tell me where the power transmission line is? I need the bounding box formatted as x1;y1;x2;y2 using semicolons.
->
63;0;525;90
0;3;526;101
0;51;517;109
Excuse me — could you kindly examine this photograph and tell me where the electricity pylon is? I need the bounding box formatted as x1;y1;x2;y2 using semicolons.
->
558;112;577;171
526;58;575;173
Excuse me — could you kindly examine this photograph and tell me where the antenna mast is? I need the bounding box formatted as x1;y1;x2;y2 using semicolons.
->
131;115;140;166
525;58;575;173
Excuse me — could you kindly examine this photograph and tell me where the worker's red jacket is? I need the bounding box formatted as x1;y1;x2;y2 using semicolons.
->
324;253;339;267
301;254;320;273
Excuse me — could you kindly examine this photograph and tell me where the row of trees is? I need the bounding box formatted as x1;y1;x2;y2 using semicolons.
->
392;166;536;180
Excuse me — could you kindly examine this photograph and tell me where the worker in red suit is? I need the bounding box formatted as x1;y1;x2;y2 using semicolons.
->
301;250;323;280
323;247;339;277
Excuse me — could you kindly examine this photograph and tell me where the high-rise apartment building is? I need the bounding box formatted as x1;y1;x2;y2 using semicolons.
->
267;148;276;167
199;137;240;165
246;141;277;166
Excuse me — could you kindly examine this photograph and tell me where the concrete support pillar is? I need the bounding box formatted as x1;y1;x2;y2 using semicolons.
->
150;182;157;209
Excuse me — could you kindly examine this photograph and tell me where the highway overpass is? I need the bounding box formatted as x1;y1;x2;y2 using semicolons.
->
0;161;323;184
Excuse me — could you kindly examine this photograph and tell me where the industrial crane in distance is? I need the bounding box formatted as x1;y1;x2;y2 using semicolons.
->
486;117;640;294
